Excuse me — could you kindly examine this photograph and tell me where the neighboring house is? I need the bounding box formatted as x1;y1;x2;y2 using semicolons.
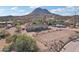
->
51;21;66;28
0;22;6;28
6;24;13;29
55;24;66;28
26;24;49;32
0;21;13;28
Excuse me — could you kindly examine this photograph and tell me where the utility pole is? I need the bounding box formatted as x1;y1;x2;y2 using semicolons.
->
72;6;76;28
74;6;76;28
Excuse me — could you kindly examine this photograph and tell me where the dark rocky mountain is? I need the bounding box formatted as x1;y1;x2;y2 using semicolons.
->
0;7;61;22
30;7;51;14
0;7;79;23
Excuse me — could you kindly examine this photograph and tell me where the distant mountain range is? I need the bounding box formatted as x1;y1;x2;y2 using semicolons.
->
0;7;79;22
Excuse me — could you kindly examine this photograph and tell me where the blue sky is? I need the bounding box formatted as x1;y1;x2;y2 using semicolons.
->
0;6;79;16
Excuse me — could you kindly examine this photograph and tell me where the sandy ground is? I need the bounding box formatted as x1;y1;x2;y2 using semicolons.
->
6;27;16;35
0;39;7;51
34;28;76;51
0;24;79;52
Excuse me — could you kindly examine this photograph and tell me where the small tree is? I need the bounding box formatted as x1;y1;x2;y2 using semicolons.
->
15;21;21;33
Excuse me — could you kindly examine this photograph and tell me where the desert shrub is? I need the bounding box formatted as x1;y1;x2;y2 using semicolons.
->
13;20;22;26
33;19;44;25
13;20;22;33
47;20;56;25
47;20;65;26
6;34;17;43
15;23;21;33
56;20;64;25
0;32;5;39
3;34;38;52
0;30;10;40
2;44;13;52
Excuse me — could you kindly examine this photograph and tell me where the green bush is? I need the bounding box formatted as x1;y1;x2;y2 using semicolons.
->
48;20;56;25
0;30;10;40
33;19;44;25
47;19;65;26
3;34;38;52
2;44;13;52
6;34;17;43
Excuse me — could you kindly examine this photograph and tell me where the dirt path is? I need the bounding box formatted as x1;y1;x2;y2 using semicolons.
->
61;39;79;52
0;39;7;51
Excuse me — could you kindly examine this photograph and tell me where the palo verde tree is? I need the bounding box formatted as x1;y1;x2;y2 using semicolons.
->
3;34;38;52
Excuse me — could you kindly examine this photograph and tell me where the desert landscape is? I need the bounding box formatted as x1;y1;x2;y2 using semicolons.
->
0;6;79;52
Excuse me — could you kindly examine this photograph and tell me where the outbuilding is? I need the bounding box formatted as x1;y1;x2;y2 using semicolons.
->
26;24;49;32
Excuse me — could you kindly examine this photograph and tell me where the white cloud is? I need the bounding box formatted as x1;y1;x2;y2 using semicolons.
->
11;7;18;10
65;6;74;8
65;6;79;10
29;6;40;9
50;6;78;13
50;8;65;13
11;12;30;16
50;6;79;16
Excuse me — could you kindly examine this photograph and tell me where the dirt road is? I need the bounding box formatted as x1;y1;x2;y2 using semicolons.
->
61;39;79;52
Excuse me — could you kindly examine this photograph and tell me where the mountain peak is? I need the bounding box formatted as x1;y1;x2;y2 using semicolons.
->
30;7;51;14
